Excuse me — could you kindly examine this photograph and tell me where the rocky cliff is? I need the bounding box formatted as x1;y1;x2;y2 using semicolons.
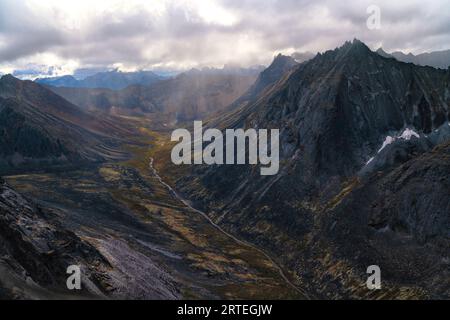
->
176;39;450;299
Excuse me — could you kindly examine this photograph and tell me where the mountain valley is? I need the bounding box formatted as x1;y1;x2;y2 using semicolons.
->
0;39;449;300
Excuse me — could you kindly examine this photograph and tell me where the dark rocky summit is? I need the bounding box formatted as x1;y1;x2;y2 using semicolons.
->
177;40;450;298
245;54;299;101
207;54;300;129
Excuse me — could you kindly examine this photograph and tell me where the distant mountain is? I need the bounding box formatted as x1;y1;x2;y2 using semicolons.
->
0;75;127;173
35;75;80;87
36;70;165;90
207;54;299;128
48;68;260;123
176;40;450;298
376;47;450;69
375;47;391;58
249;54;298;98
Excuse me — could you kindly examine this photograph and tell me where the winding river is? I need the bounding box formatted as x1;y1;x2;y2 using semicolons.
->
149;157;311;299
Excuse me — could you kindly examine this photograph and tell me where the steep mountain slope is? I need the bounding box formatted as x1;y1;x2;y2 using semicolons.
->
0;75;127;173
0;75;131;136
0;178;179;299
315;141;450;298
377;48;450;69
241;54;299;101
0;177;111;299
48;69;259;122
36;70;165;90
176;40;450;298
207;54;299;128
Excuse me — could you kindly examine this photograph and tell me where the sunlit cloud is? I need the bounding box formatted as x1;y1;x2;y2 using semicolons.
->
1;0;449;78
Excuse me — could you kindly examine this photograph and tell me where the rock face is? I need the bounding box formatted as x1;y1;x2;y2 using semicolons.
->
36;70;165;90
177;40;450;298
0;178;180;299
351;142;450;245
207;54;299;129
0;177;109;299
245;54;299;101
315;141;450;298
0;75;127;174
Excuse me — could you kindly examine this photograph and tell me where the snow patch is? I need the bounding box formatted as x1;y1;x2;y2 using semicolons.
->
378;136;395;153
398;128;420;140
378;128;419;154
365;128;421;167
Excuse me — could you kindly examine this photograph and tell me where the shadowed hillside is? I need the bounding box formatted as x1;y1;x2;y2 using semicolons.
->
175;40;450;299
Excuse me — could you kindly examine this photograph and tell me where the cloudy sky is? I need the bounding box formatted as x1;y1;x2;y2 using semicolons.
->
1;0;449;78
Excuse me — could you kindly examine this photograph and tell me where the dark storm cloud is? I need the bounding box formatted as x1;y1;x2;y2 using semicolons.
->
0;0;66;61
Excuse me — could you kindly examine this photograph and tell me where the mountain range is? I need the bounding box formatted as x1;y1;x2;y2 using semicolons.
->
46;68;260;123
377;48;450;69
0;39;449;299
35;70;165;90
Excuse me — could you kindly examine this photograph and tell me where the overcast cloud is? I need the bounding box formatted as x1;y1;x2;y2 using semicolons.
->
0;0;449;78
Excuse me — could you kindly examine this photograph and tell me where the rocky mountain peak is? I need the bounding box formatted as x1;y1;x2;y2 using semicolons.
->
336;38;372;59
177;39;450;299
183;39;450;216
0;74;18;82
0;74;21;87
259;54;298;81
272;53;297;67
249;54;298;93
376;47;391;58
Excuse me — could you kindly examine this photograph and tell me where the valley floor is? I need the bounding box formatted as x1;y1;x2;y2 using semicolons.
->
4;129;304;299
